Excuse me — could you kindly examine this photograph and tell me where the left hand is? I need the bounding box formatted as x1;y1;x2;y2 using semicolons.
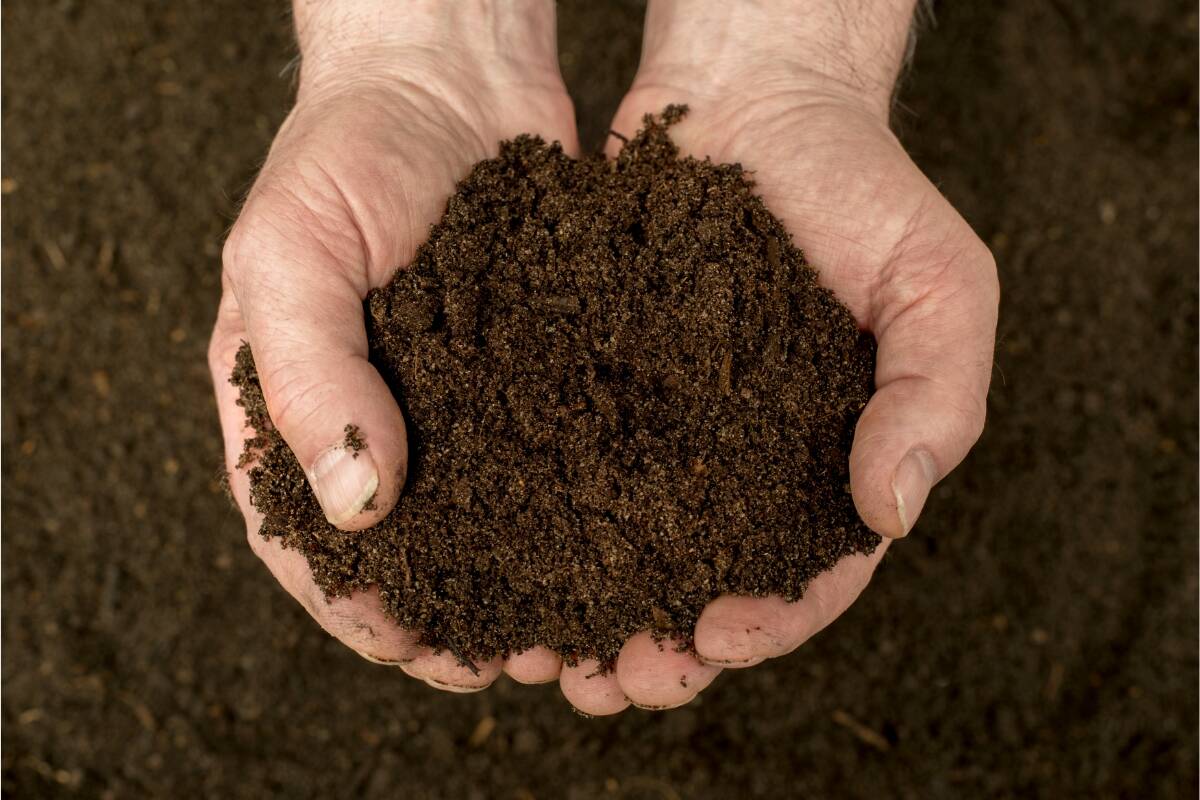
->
557;0;998;714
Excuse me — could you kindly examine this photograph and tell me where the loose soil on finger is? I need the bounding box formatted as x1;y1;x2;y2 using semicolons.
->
232;107;880;667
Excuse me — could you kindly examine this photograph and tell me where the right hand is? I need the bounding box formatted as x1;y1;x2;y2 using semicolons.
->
208;1;581;693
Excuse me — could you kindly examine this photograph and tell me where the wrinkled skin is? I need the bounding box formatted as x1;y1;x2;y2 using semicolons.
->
210;43;997;713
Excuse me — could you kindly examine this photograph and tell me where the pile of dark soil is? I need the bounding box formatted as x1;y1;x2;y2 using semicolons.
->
232;107;878;665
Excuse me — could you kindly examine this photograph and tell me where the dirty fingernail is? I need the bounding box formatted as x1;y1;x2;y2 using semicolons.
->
891;448;937;536
309;445;379;526
424;677;489;694
356;650;410;666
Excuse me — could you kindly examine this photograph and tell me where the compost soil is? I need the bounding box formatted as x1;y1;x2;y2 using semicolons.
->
3;1;1197;797
232;108;879;666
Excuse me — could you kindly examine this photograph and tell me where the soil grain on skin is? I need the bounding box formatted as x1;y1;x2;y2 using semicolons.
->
232;107;879;666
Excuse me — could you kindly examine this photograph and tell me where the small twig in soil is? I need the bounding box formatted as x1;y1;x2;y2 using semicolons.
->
607;129;629;144
718;350;733;396
42;239;67;271
399;549;413;589
445;639;481;676
831;709;891;752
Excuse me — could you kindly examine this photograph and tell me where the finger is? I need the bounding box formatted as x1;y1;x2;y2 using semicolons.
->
559;659;630;716
851;225;999;537
503;646;563;685
401;649;504;693
210;306;421;665
694;539;890;664
253;537;424;664
615;632;722;710
209;289;259;499
223;189;407;532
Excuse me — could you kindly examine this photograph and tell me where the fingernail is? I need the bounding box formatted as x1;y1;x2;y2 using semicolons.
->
632;697;694;711
424;676;489;694
697;654;765;667
891;448;937;536
309;444;379;526
505;672;560;685
356;650;412;666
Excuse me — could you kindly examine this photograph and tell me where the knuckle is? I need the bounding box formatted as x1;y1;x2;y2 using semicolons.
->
964;397;988;445
223;188;328;277
244;526;267;559
221;221;249;274
206;328;226;375
258;358;331;441
942;387;988;454
983;263;1001;310
222;212;281;290
207;308;243;378
234;166;365;278
969;240;1001;309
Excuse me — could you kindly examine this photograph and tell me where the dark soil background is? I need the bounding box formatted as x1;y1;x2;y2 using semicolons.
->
2;1;1196;797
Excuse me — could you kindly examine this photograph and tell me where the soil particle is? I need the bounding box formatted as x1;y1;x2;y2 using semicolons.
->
343;425;366;457
232;107;880;667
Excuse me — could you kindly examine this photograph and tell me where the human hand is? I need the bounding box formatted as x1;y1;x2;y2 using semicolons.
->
558;0;999;714
208;0;578;691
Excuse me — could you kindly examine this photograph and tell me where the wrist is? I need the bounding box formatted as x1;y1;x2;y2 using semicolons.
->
636;0;917;121
293;0;562;99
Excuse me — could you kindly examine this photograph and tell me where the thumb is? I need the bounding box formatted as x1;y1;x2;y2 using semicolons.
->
850;227;999;538
225;205;407;532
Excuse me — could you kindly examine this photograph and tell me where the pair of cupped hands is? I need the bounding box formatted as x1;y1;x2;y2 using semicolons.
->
209;7;997;715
